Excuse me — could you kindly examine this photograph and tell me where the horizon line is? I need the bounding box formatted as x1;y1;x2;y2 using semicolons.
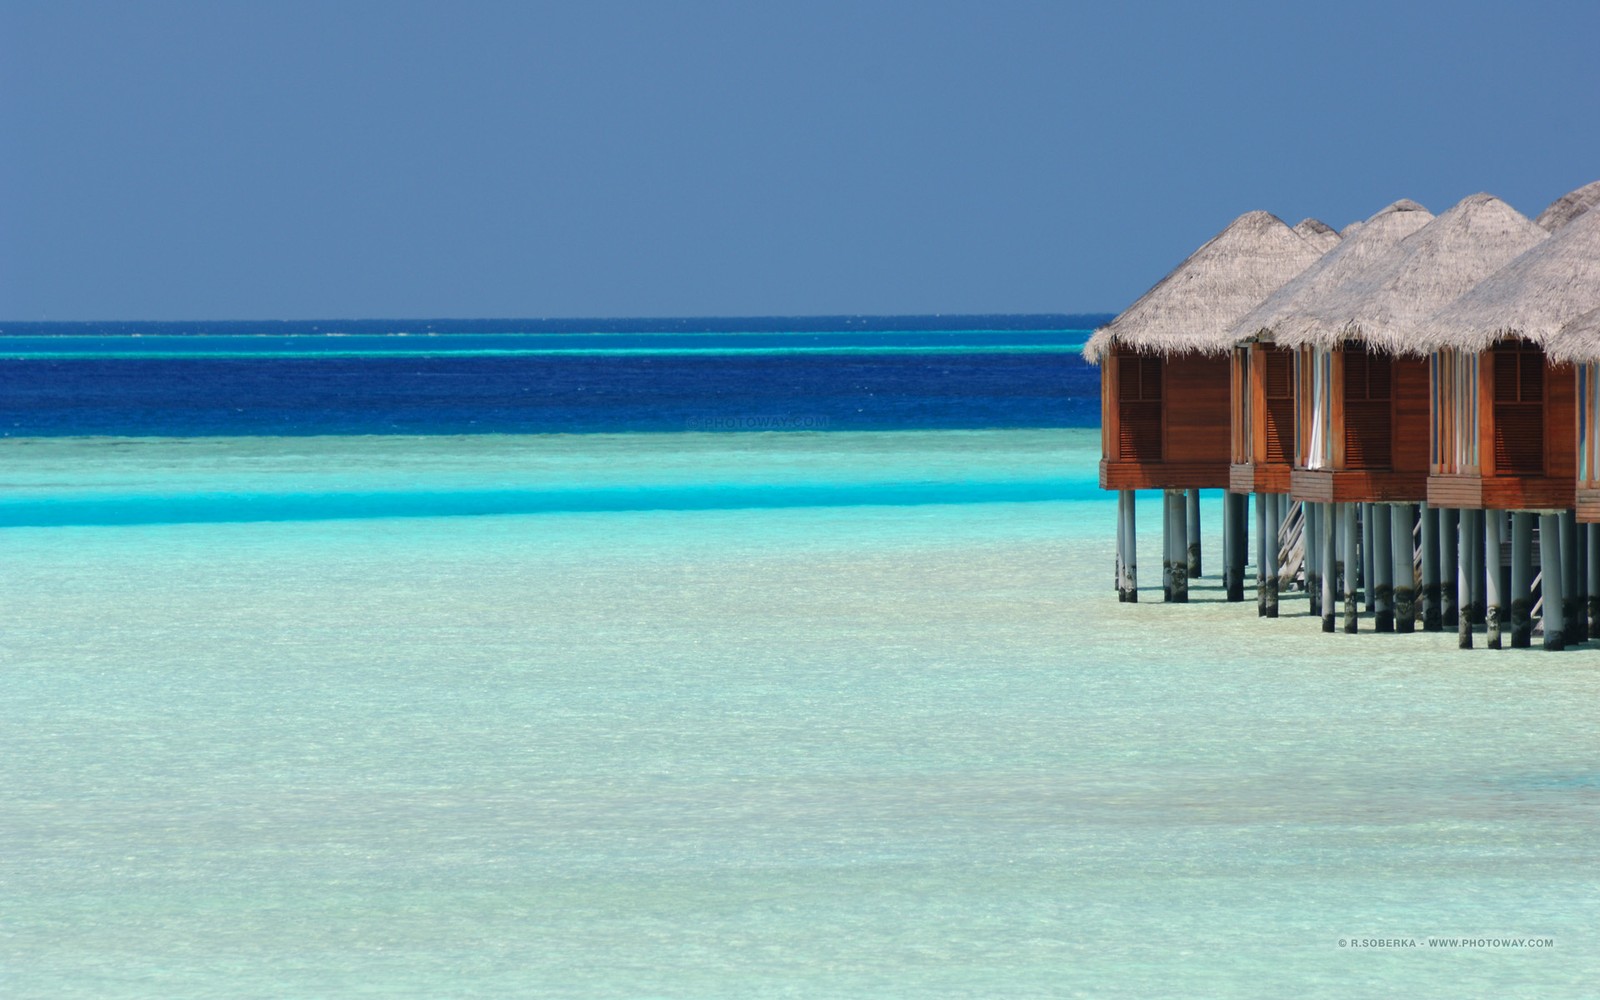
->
0;311;1112;324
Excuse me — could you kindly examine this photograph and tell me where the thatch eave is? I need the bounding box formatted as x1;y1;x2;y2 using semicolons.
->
1547;307;1600;364
1284;194;1548;356
1084;209;1328;364
1419;201;1600;356
1235;199;1433;351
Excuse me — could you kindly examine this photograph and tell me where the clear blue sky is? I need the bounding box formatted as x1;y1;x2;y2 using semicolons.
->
3;0;1597;321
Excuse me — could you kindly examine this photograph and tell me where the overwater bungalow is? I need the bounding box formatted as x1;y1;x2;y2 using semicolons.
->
1228;219;1343;498
1422;195;1600;648
1230;200;1434;626
1293;193;1549;640
1091;179;1600;656
1085;211;1332;603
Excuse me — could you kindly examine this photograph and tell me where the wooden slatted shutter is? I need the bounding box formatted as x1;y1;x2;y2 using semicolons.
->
1343;345;1392;469
1117;353;1163;461
1262;348;1294;464
1493;340;1543;475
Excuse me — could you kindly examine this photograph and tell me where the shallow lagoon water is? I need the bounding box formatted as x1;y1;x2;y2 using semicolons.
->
4;428;1599;997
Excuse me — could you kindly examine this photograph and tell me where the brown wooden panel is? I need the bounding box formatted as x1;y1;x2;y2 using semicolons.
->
1101;460;1230;491
1494;403;1542;474
1263;397;1294;465
1229;463;1256;494
1164;354;1231;465
1100;356;1115;461
1577;486;1600;524
1393;357;1430;473
1294;468;1427;503
1332;471;1428;503
1290;469;1335;503
1480;477;1575;511
1494;348;1519;401
1230;349;1248;464
1429;474;1485;509
1345;349;1370;399
1117;352;1162;401
1547;360;1576;479
1345;401;1391;468
1230;462;1292;494
1430;471;1575;511
1264;349;1293;398
1118;401;1162;460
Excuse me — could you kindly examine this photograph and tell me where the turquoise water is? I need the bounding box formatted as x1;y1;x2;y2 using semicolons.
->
5;429;1599;997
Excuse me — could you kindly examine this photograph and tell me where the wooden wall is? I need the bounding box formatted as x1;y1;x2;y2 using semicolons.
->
1099;346;1231;490
1166;354;1230;465
1289;346;1431;504
1426;348;1576;511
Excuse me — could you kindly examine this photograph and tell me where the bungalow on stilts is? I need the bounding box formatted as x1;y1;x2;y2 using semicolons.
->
1084;211;1336;605
1422;188;1600;650
1229;219;1342;617
1231;200;1435;632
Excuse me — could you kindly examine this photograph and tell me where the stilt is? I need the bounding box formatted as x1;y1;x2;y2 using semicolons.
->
1307;503;1321;618
1373;503;1394;633
1120;486;1132;595
1468;509;1487;625
1458;509;1477;649
1171;490;1189;603
1575;518;1588;642
1164;486;1177;595
1235;492;1250;602
1315;502;1328;616
1303;502;1315;613
1342;502;1359;633
1255;493;1267;616
1588;523;1600;638
1126;492;1138;603
1227;492;1247;602
1492;509;1510;620
1540;512;1566;651
1332;504;1344;615
1560;510;1582;644
1421;505;1441;631
1391;503;1416;633
1361;502;1376;612
1484;508;1504;648
1220;493;1236;601
1264;494;1281;619
1118;491;1138;603
1510;512;1534;648
1440;507;1460;628
1186;488;1201;579
1321;502;1337;633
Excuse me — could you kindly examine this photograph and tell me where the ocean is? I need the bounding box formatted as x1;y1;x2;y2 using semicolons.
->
3;318;1597;998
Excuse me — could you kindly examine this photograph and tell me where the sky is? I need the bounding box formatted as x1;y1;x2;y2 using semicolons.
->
3;0;1598;321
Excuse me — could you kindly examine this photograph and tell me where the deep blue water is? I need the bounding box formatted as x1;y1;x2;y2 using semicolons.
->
0;313;1110;337
0;318;1104;436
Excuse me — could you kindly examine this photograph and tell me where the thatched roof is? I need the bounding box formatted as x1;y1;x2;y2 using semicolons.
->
1278;194;1547;355
1339;220;1365;238
1293;218;1341;253
1428;204;1600;359
1550;306;1600;363
1535;179;1600;232
1082;211;1330;363
1230;199;1433;347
